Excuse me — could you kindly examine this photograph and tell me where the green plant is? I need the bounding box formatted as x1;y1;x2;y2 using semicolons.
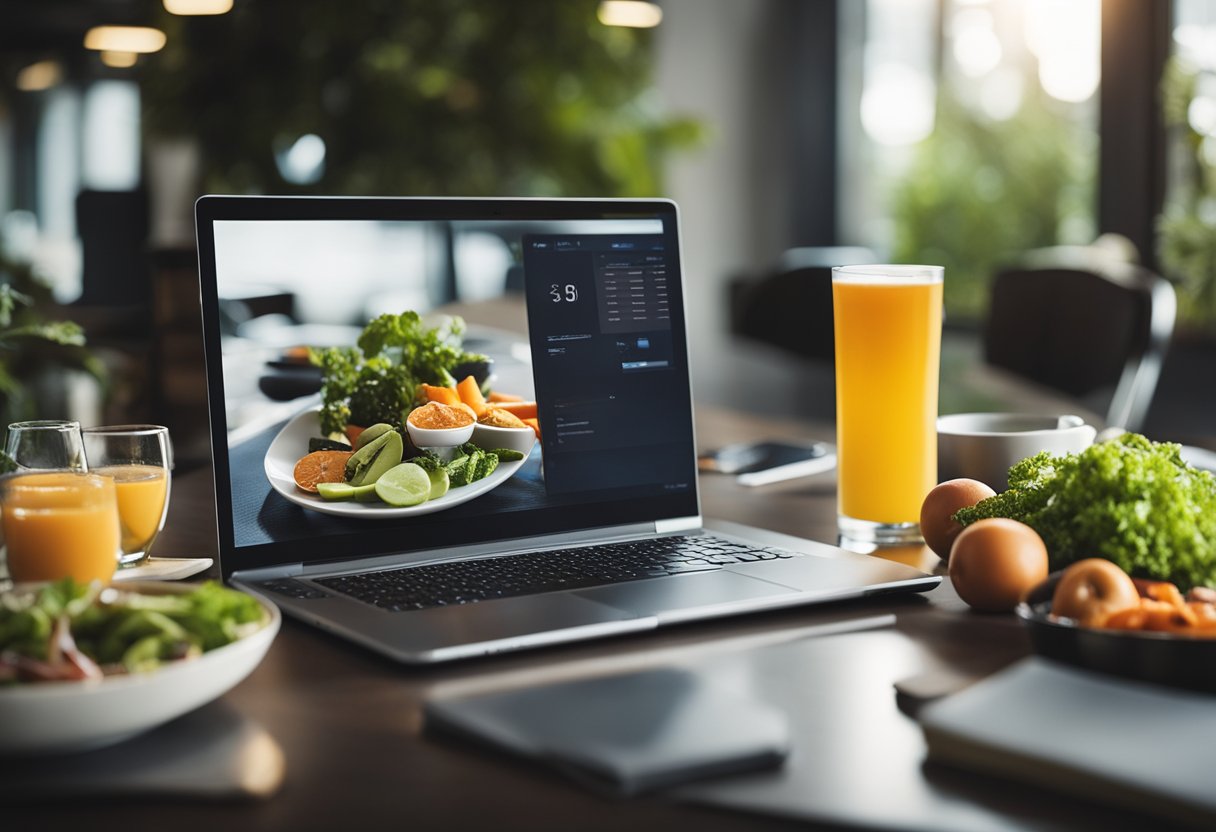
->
139;0;701;197
889;91;1095;320
1158;58;1216;326
0;249;104;430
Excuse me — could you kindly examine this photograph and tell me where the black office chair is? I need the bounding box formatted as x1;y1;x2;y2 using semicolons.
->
983;248;1176;432
729;246;877;362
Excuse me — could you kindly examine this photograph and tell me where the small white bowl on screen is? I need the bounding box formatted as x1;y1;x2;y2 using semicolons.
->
406;421;474;449
405;402;476;448
471;423;537;455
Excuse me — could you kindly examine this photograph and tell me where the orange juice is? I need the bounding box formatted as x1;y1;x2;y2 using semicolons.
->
92;464;169;556
2;472;120;584
833;268;942;537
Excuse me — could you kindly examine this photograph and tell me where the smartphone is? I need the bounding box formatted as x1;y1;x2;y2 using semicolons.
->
698;441;836;486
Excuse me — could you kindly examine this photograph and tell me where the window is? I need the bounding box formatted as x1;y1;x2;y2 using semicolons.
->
1162;0;1216;326
840;0;1102;320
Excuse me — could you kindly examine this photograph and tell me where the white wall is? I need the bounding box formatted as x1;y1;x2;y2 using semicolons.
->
655;0;792;362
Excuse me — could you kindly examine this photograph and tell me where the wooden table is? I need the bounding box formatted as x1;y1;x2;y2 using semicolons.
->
12;403;1166;832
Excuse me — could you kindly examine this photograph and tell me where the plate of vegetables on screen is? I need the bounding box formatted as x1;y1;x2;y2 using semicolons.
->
0;579;279;755
264;310;539;518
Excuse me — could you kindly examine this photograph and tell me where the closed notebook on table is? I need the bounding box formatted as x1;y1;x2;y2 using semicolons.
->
424;667;789;796
919;657;1216;829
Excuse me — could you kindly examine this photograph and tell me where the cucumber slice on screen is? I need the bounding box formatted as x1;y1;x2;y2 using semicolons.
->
489;448;525;462
445;455;470;487
316;482;356;501
352;483;381;502
374;463;432;507
426;468;450;501
451;451;481;487
473;451;499;481
460;450;485;485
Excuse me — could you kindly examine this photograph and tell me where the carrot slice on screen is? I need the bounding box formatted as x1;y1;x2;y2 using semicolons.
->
456;375;488;416
421;383;462;407
495;401;537;420
487;391;525;403
293;450;353;493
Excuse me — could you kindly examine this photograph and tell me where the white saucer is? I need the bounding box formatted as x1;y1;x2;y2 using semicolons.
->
112;557;215;582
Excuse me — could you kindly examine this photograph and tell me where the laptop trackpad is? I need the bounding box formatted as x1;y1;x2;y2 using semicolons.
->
576;572;793;621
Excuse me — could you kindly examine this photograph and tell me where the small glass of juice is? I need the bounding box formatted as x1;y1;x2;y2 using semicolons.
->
1;472;121;584
82;425;172;567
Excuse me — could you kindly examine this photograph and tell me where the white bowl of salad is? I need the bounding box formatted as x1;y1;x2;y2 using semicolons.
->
0;579;279;755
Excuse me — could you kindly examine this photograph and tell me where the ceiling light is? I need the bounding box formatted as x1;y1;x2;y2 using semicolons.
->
597;1;662;28
16;60;63;92
83;26;167;54
100;51;139;68
163;0;234;15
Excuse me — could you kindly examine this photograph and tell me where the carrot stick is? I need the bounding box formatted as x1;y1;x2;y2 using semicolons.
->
494;401;537;420
522;417;541;439
421;383;461;407
456;375;488;416
487;391;524;403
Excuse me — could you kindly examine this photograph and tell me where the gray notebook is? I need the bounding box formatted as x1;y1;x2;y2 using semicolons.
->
424;667;789;796
920;657;1216;829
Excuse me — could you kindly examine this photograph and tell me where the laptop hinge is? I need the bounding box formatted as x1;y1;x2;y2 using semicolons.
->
655;515;702;534
231;564;305;582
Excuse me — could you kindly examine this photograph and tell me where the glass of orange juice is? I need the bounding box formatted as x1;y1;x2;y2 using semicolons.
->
1;472;121;584
82;425;172;567
832;265;943;544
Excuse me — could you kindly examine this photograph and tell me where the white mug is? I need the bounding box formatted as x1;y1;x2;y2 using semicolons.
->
936;413;1097;491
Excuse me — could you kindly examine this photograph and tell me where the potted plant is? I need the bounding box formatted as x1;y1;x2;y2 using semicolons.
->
0;247;105;439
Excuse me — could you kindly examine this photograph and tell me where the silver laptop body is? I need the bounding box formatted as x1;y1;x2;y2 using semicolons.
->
195;196;939;664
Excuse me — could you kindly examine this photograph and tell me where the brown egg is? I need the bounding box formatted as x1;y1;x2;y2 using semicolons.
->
920;479;997;560
1051;558;1141;627
948;518;1049;612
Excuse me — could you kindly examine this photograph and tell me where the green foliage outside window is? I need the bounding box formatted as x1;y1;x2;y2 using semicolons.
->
889;92;1095;320
1159;58;1216;328
140;0;701;198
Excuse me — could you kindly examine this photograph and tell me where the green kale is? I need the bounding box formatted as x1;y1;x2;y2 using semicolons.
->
345;359;416;430
310;311;484;436
953;433;1216;589
407;450;443;473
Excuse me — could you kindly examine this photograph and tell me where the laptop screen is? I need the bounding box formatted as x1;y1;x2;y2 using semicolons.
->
195;198;699;577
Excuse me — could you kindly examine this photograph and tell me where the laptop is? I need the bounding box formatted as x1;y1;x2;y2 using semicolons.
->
195;196;939;663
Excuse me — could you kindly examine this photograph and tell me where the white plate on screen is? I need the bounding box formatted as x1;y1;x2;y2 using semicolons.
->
0;581;279;756
263;409;534;519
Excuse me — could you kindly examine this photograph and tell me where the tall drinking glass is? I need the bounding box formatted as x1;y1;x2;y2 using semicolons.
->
832;265;943;544
82;425;172;567
4;420;88;473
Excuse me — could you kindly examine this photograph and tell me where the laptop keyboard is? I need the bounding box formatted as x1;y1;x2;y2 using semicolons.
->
310;534;800;613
